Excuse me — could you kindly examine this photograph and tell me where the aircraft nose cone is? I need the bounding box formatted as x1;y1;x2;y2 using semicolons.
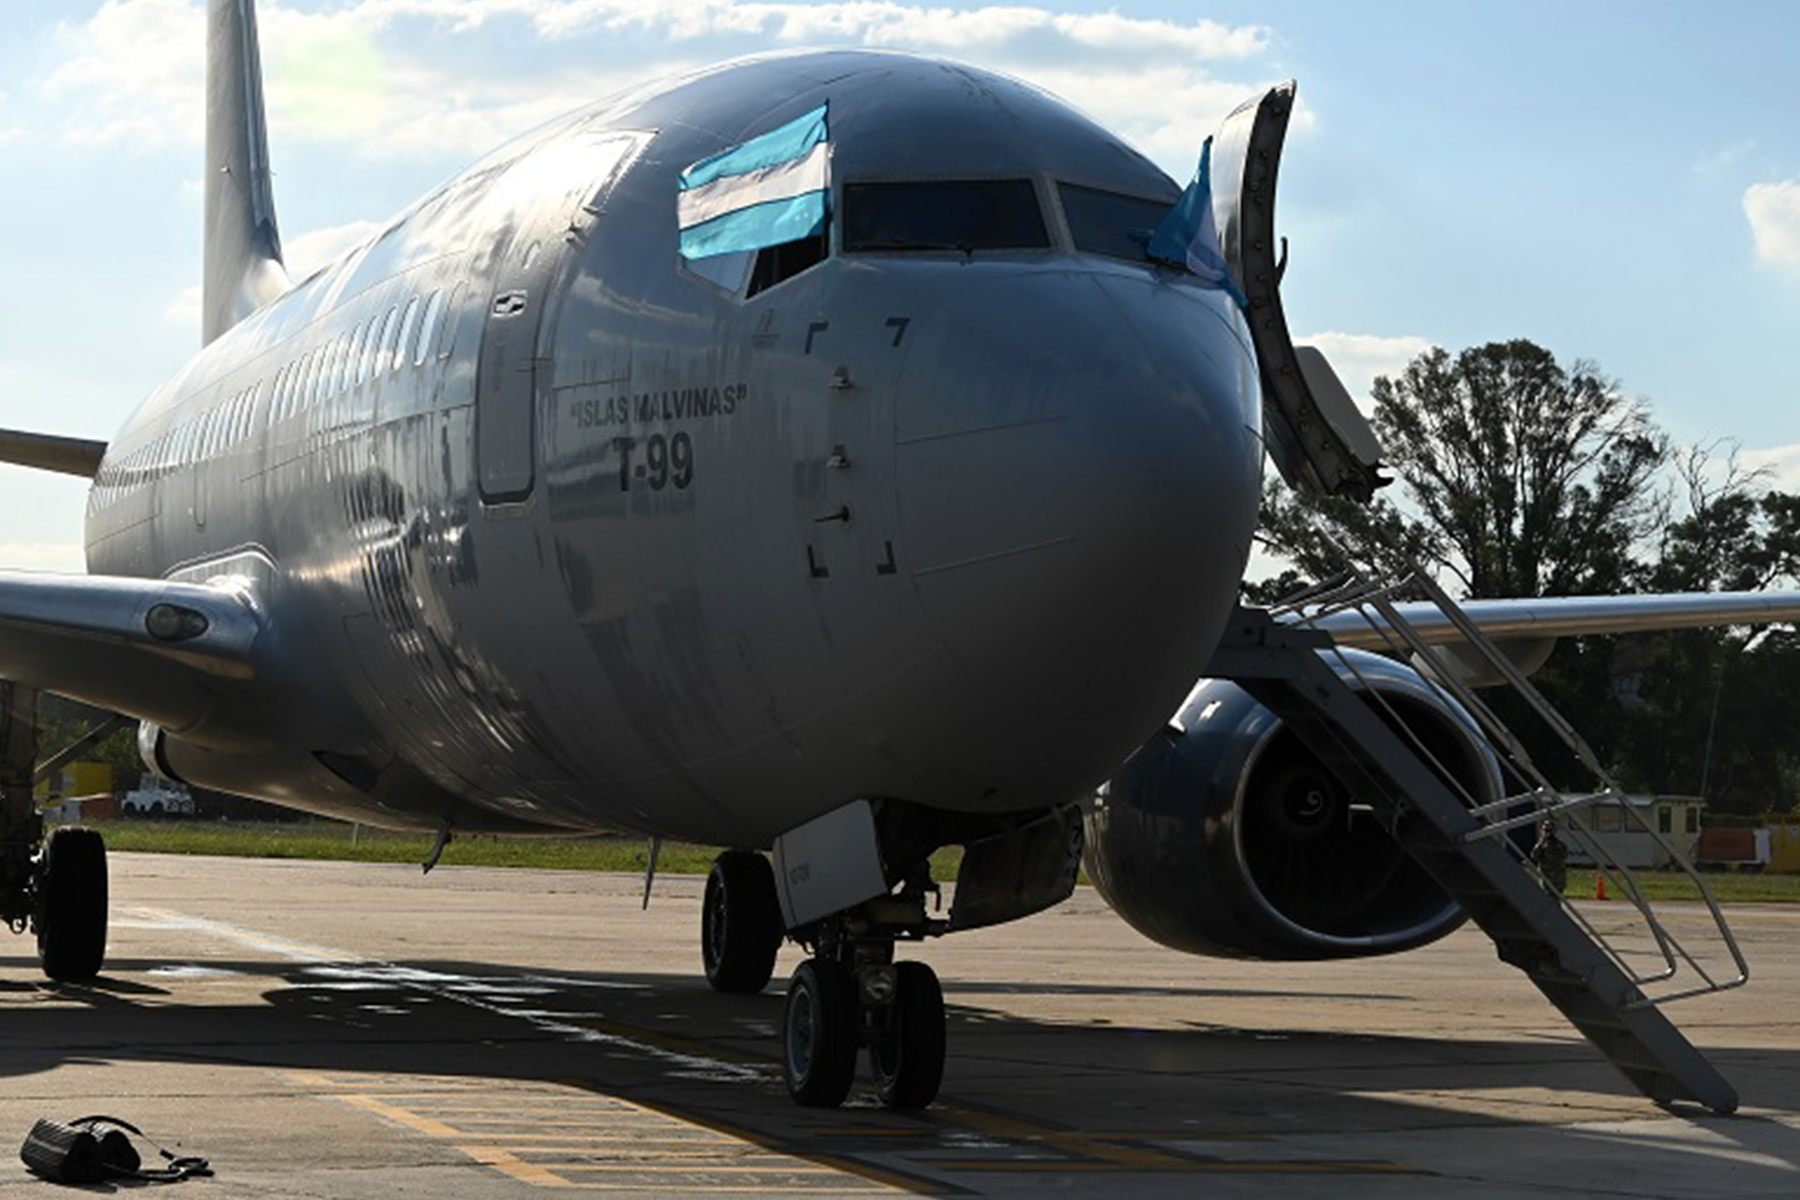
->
894;271;1262;780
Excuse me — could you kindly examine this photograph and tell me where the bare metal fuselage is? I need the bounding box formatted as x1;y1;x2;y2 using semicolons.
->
85;53;1264;844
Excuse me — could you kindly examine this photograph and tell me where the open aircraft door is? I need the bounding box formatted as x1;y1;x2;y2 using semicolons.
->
1209;83;1387;503
476;131;648;505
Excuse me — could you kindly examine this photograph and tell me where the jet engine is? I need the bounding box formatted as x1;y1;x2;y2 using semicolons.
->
1084;650;1503;961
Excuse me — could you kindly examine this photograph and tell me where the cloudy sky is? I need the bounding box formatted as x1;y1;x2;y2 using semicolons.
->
3;0;1798;572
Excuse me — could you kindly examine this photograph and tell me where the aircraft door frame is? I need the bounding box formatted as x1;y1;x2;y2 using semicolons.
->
475;131;649;507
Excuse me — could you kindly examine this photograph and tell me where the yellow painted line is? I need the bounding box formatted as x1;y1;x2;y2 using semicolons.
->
916;1158;1419;1175
432;1116;695;1128
930;1105;1417;1175
511;1188;885;1195
566;1086;929;1196
405;1108;644;1115
457;1145;576;1188
548;1163;858;1174
281;1071;339;1089
427;1132;734;1145
502;1150;835;1162
335;1094;466;1139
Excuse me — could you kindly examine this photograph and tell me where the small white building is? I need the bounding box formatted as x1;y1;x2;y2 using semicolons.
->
1562;794;1702;870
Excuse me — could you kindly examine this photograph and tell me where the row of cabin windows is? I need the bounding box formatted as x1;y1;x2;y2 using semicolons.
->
91;380;263;499
267;285;454;427
90;285;458;506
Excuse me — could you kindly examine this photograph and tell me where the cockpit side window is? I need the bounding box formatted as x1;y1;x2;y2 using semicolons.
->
843;180;1049;253
1058;183;1173;264
747;235;828;297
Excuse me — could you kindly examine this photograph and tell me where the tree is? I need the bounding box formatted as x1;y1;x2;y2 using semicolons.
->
1257;339;1668;600
1253;340;1800;809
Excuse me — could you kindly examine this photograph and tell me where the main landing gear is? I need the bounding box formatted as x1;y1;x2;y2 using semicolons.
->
1;682;109;983
700;848;948;1110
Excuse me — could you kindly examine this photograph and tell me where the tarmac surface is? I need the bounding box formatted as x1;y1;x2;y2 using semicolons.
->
0;852;1796;1198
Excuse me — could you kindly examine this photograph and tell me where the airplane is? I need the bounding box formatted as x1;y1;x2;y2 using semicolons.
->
2;0;1797;1114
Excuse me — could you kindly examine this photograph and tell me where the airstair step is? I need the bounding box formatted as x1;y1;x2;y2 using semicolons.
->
1208;607;1740;1115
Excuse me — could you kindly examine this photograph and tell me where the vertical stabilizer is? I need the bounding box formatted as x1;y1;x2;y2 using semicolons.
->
204;0;289;345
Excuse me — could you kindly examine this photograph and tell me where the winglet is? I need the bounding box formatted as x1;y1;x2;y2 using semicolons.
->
204;0;290;345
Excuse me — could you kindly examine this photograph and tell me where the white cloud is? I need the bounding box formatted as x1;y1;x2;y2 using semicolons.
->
1741;443;1800;491
163;284;202;328
45;0;204;147
33;0;1273;168
161;219;381;327
284;219;386;278
1295;331;1435;413
0;543;87;573
1744;179;1800;275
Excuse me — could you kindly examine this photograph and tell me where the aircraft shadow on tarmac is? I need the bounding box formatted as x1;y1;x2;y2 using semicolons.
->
0;951;1796;1193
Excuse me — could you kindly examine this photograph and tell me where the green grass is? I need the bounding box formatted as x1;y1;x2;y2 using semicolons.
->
81;821;1800;901
1564;867;1800;905
90;819;967;882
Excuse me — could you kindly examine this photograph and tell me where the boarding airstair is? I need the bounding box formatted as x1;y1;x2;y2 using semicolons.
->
1208;564;1748;1114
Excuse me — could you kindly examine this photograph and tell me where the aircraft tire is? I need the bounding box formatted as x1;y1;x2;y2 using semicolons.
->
783;958;858;1107
702;851;783;993
37;826;107;983
870;961;946;1110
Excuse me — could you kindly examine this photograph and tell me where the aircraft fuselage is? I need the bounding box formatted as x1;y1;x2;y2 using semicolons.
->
85;53;1264;844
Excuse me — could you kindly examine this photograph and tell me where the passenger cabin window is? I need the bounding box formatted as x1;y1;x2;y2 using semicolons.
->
1058;183;1174;263
843;180;1049;253
354;321;376;387
376;305;401;377
395;297;421;374
414;290;444;366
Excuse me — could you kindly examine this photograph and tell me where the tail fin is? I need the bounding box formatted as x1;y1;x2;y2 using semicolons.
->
203;0;289;346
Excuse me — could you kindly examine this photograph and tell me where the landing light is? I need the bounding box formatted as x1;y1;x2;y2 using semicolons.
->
145;604;210;643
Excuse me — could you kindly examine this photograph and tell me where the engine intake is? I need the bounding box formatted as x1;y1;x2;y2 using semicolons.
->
1085;650;1501;960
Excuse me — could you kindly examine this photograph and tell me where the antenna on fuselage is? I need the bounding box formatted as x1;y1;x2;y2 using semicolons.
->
203;0;290;346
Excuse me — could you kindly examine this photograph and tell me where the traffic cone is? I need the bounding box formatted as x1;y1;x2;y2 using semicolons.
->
1595;873;1608;901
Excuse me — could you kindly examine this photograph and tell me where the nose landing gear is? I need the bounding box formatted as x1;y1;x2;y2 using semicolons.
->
782;950;947;1110
780;865;949;1110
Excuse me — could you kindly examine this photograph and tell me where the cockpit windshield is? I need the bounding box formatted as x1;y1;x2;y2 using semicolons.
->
843;180;1050;253
1058;183;1172;264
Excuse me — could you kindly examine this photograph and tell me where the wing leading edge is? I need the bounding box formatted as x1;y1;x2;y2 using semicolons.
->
0;570;263;735
1310;591;1800;650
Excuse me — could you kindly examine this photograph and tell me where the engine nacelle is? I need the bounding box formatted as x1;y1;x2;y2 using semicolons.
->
1085;650;1502;961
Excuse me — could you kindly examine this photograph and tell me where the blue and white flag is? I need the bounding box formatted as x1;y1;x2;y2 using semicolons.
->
678;105;830;260
1148;137;1246;307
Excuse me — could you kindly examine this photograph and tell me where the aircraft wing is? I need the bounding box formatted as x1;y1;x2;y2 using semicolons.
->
0;570;264;733
1310;591;1800;650
0;429;106;478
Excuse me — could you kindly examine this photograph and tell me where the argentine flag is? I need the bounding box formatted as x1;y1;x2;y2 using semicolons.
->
1149;137;1246;307
678;105;831;260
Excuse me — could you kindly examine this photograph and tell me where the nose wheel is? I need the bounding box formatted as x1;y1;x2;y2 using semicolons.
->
782;954;947;1109
868;961;946;1109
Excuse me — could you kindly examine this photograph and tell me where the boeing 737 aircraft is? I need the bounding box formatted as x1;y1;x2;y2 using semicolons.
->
2;0;1797;1113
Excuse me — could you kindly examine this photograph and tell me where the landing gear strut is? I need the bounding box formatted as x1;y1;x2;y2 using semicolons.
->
781;866;948;1110
0;682;108;983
